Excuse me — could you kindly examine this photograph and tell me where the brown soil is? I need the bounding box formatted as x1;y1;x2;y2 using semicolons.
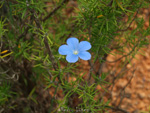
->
103;8;150;113
104;44;150;112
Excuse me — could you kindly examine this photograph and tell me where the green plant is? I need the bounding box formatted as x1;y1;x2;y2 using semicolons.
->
0;0;150;112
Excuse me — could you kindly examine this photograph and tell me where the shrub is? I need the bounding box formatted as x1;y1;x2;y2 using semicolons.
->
0;0;150;112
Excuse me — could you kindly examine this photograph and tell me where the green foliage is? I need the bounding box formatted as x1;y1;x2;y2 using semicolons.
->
0;82;12;106
0;18;7;39
0;0;150;112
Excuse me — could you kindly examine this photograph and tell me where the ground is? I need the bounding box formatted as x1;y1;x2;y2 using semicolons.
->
104;8;150;112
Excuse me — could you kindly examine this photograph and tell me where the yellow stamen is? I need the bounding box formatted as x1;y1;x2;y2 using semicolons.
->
73;50;78;55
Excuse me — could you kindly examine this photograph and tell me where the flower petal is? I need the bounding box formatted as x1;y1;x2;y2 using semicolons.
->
67;37;79;50
78;51;91;60
79;41;91;51
58;45;72;55
66;54;78;63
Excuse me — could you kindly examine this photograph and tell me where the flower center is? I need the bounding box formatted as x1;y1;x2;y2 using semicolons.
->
73;50;78;55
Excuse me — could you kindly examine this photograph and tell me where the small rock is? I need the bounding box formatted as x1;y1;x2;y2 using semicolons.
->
147;95;150;99
117;79;128;88
138;92;146;99
125;87;132;94
138;101;145;109
112;92;117;97
96;85;101;90
127;64;132;68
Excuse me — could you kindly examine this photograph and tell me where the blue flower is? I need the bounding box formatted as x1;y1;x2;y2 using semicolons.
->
58;37;91;63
